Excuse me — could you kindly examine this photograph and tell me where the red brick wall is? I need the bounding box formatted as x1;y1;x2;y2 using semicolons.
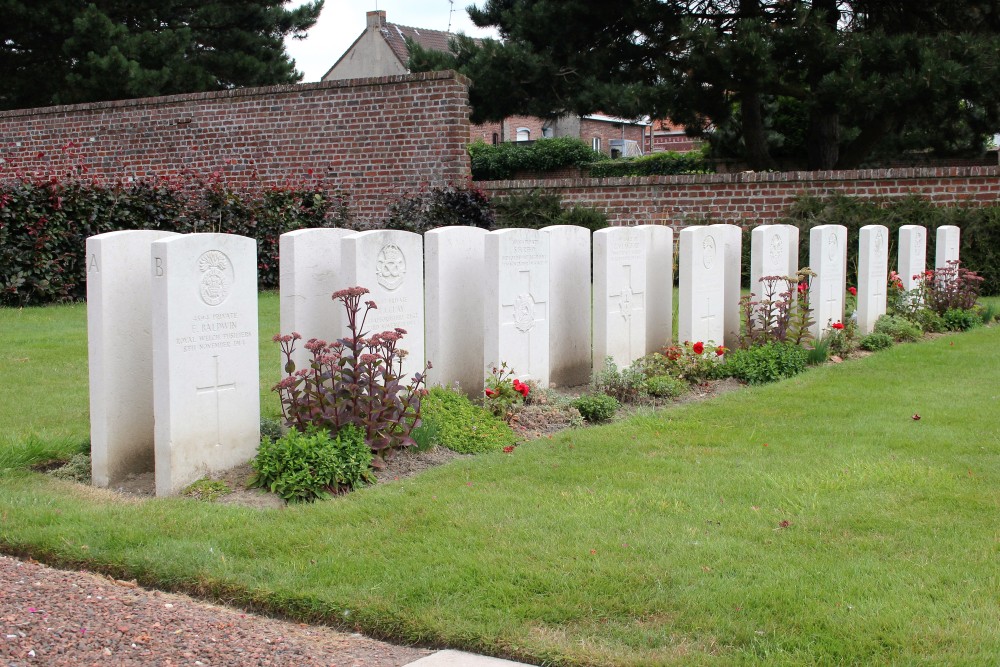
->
579;118;647;156
0;71;472;225
479;167;1000;230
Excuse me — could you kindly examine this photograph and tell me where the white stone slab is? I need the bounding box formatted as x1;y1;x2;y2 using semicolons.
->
425;227;488;395
640;224;674;351
935;225;960;270
87;230;180;488
151;234;260;496
750;224;799;294
278;228;353;375
485;229;550;387
808;224;848;338
678;226;725;346
710;224;742;349
857;225;889;335
342;230;425;380
594;226;648;369
898;225;926;292
541;225;591;386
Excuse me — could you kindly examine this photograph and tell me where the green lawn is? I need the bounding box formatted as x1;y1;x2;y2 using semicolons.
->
0;297;998;665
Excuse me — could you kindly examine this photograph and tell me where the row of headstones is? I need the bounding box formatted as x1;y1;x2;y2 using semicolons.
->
86;223;959;496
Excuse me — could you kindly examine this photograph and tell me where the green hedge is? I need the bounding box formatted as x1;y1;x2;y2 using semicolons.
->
0;175;351;306
586;150;713;178
469;137;606;181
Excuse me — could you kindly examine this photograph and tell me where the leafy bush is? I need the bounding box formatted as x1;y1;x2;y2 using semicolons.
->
592;357;647;403
384;183;495;233
912;308;947;333
483;362;530;424
874;315;923;342
644;341;725;384
859;332;895;351
416;387;516;454
722;342;807;385
260;416;284;443
645;374;688;399
571;393;620;423
806;336;832;365
469;137;605;181
740;271;816;348
942;308;981;331
249;426;373;503
586;150;713;178
491;189;608;231
918;262;984;315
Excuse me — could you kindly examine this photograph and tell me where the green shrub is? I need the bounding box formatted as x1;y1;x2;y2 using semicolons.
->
722;342;807;385
874;315;923;342
912;309;947;333
384;184;494;233
942;308;981;331
859;332;895;351
260;416;284;443
48;453;92;483
593;357;647;403
645;374;688;399
469;137;605;181
806;336;832;365
586;149;713;178
248;426;374;503
417;387;516;454
558;205;609;232
978;302;999;324
571;393;620;423
490;189;608;231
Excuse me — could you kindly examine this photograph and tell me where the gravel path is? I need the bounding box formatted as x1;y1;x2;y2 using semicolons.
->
1;555;432;666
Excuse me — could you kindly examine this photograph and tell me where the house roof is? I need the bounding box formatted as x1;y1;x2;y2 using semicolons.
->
380;22;458;66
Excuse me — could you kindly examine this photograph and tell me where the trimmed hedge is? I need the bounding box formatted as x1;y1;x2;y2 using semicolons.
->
586;150;713;178
469;137;606;181
0;175;351;306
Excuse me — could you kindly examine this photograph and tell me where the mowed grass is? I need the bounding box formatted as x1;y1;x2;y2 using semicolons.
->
0;296;998;665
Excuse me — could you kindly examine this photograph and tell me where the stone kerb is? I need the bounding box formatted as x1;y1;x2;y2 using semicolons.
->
857;225;889;335
594;227;649;369
541;225;591;387
87;230;180;488
808;225;848;339
485;229;551;387
709;224;742;350
279;228;354;377
641;224;674;353
151;233;260;497
342;230;425;381
425;227;488;395
898;225;927;292
935;225;961;270
678;226;726;346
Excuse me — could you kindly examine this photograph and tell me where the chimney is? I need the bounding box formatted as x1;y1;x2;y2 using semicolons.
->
367;10;386;29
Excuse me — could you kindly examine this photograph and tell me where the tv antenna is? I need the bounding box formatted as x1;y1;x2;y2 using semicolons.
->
447;0;455;32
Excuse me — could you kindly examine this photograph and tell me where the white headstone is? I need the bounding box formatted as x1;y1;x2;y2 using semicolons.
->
935;225;960;270
541;225;591;386
342;230;425;380
278;228;353;375
857;225;889;335
151;234;260;496
710;224;743;349
87;230;180;488
425;227;488;395
808;224;848;338
485;229;550;387
898;225;926;292
750;224;799;295
594;226;648;369
678;226;725;346
641;224;674;351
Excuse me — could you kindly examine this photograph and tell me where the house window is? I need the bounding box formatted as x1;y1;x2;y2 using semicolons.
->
516;127;531;142
592;137;601;152
492;133;499;145
542;126;554;138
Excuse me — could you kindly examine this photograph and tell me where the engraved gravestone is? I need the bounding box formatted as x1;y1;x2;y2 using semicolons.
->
898;225;926;292
594;226;648;368
541;225;591;386
87;230;180;488
710;224;742;349
678;226;725;346
425;227;488;395
342;230;425;380
750;224;799;296
857;225;889;335
640;224;674;351
151;234;260;497
279;228;353;375
485;229;550;387
808;224;848;338
935;225;960;270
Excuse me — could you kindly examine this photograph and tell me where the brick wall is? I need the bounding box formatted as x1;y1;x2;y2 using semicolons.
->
479;167;1000;229
0;71;472;225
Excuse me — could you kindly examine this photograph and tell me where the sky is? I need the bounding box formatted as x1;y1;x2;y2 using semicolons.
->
284;0;499;82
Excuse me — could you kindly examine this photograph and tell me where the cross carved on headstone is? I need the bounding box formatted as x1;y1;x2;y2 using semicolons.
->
610;264;646;359
700;293;718;342
500;268;547;379
823;279;841;327
196;355;236;447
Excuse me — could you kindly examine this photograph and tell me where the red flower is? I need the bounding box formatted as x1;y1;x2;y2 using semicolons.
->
502;445;515;454
692;342;705;355
797;282;808;294
715;346;726;357
512;379;530;398
847;286;857;296
484;388;498;398
831;322;844;330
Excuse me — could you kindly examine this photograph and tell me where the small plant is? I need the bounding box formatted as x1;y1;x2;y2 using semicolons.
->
260;416;284;443
248;426;374;503
806;336;832;365
416;387;516;454
740;269;815;349
571;393;620;423
874;314;923;342
859;332;894;351
48;453;92;483
978;302;999;325
273;287;428;462
483;362;530;424
912;308;947;333
645;374;688;399
942;308;981;331
826;319;858;357
182;479;232;501
648;341;725;384
918;262;984;315
592;357;648;403
722;342;808;385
